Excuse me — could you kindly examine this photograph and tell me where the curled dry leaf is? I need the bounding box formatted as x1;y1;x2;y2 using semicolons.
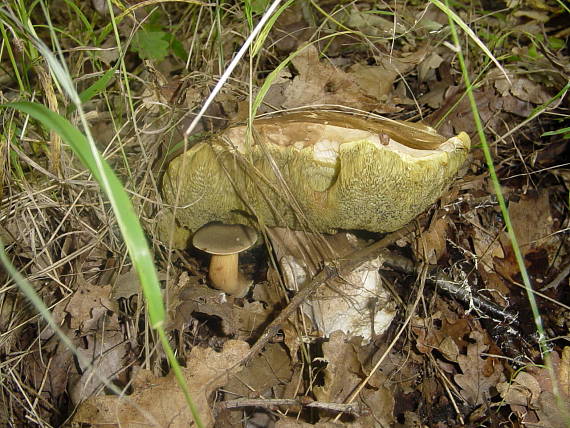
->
490;69;553;105
68;313;128;405
223;343;292;400
169;272;235;335
314;331;395;426
314;331;362;404
282;45;399;112
414;216;452;264
111;269;141;300
508;191;558;274
412;310;472;359
234;300;273;339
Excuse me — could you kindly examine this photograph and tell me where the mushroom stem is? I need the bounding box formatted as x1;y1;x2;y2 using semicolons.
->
209;254;250;297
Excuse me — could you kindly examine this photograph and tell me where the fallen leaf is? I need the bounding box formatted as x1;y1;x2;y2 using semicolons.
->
454;331;505;406
342;6;406;36
490;68;553;105
23;327;79;400
496;371;541;407
509;191;557;262
414;216;451;264
68;313;129;405
281;44;399;112
223;343;292;399
497;348;570;427
419;81;448;109
72;339;250;428
65;279;116;332
234;300;273;339
313;331;395;425
418;52;444;82
169;272;235;335
314;331;363;404
111;269;140;300
412;310;472;360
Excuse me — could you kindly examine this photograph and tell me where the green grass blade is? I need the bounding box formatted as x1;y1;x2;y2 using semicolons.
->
251;0;294;57
541;126;570;137
2;101;166;328
78;65;119;105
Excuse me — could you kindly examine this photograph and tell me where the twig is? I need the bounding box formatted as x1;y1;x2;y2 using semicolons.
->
237;223;417;366
380;253;518;324
217;398;362;416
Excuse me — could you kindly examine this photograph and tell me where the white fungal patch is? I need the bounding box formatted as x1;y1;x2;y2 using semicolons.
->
312;140;340;163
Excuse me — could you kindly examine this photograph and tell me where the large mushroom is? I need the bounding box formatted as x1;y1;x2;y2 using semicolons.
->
161;111;470;244
192;223;257;297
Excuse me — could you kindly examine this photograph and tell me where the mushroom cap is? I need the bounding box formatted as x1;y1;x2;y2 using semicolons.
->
162;111;470;246
193;223;257;255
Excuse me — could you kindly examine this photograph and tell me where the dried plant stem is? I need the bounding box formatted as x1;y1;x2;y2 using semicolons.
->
218;398;362;416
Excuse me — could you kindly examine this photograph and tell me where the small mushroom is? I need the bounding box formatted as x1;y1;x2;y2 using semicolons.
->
192;223;258;297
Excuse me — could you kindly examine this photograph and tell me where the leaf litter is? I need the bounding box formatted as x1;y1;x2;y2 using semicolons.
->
1;1;569;427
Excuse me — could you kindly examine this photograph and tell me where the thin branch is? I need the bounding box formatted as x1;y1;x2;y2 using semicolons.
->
381;252;518;324
217;398;362;416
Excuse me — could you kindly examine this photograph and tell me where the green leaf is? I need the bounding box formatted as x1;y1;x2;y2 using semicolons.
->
79;66;118;105
250;0;270;14
547;37;565;50
163;33;188;60
131;28;169;61
528;43;539;58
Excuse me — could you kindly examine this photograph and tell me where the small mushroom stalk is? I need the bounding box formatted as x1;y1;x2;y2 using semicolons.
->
209;254;251;297
193;223;258;297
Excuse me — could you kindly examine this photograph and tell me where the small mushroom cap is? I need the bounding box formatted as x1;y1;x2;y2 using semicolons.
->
193;223;257;255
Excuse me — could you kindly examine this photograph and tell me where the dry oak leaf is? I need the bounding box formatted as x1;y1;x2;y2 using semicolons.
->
490;69;552;105
413;216;451;264
454;331;505;406
223;342;292;399
496;371;541;407
498;347;570;428
65;280;116;332
72;340;249;428
314;331;363;403
412;311;471;359
313;331;395;426
282;44;398;112
169;272;235;335
508;191;556;261
68;313;129;405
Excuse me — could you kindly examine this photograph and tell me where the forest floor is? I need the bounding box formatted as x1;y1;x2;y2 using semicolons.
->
0;1;569;427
